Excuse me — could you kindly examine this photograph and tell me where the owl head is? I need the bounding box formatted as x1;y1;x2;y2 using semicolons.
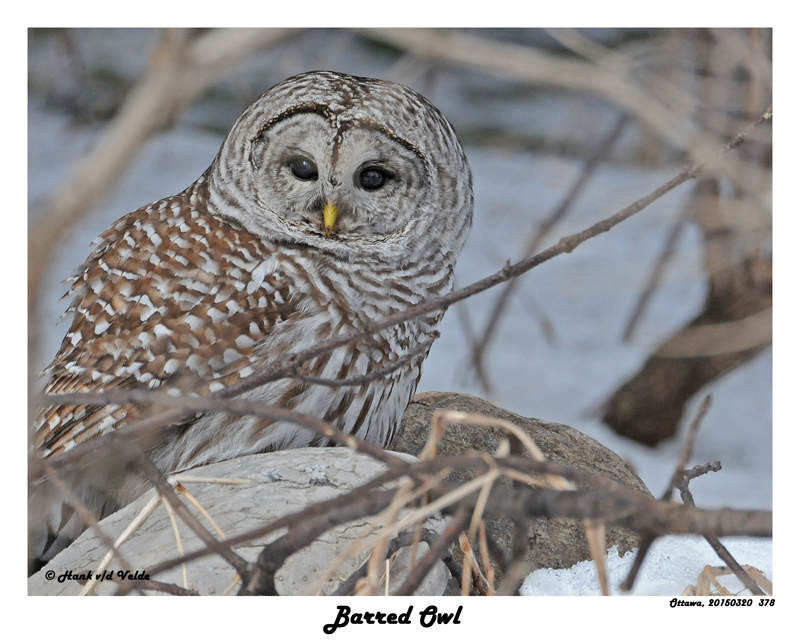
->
205;71;473;262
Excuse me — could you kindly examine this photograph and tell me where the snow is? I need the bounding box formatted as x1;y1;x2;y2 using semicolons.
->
521;537;772;596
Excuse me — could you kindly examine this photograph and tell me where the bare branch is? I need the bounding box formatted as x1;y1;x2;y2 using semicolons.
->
132;451;770;588
662;394;713;501
623;211;688;342
469;112;631;391
290;334;437;388
43;466;135;577
394;507;470;596
115;440;250;577
676;463;764;596
654;308;772;357
238;488;398;595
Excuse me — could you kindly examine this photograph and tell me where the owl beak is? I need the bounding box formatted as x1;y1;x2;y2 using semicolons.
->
323;201;338;237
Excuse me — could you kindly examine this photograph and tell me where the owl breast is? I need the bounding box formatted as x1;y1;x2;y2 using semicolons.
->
152;202;454;473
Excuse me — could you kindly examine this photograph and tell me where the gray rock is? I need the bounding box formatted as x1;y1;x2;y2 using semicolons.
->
390;392;652;575
28;448;448;596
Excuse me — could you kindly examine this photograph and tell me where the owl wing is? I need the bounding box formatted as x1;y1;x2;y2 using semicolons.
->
35;193;299;457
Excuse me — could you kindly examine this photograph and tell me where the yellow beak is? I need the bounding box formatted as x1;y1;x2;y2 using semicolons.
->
323;201;338;237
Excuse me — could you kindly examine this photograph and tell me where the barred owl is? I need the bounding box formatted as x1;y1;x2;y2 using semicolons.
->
29;71;473;572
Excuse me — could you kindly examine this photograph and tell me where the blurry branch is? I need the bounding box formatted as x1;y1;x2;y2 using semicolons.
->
468;113;630;392
622;208;688;342
116;439;250;577
654;307;771;357
38;103;772;474
28;28;300;377
602;31;772;447
359;29;770;193
661;394;712;502
604;170;772;445
603;272;771;446
545;28;699;112
43;466;135;579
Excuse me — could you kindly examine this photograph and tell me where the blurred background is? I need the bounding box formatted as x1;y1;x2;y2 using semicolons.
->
28;28;772;511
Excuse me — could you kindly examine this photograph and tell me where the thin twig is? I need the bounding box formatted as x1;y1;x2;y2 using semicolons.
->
332;530;440;596
79;492;163;596
290;335;436;388
238;488;398;596
661;394;713;501
43;466;135;576
114;579;199;596
623;210;689;342
619;535;655;592
160;494;189;590
470;113;630;391
117;441;250;577
676;464;765;596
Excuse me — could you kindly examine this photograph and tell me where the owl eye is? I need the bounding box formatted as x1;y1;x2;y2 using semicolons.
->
288;157;318;181
358;167;389;191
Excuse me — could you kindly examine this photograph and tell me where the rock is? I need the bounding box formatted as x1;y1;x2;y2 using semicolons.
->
28;448;449;596
390;392;651;575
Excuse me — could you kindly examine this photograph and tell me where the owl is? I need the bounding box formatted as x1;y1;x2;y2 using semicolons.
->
29;71;473;572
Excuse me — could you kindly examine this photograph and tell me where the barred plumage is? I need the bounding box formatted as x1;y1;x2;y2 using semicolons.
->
29;71;473;571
